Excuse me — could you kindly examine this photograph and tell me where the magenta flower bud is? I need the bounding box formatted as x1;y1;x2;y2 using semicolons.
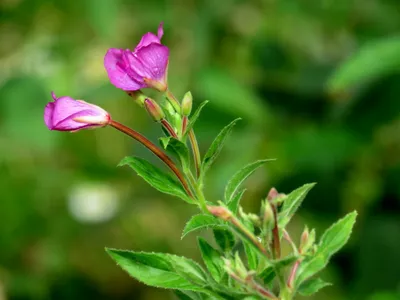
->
44;92;111;132
104;23;169;92
144;98;165;122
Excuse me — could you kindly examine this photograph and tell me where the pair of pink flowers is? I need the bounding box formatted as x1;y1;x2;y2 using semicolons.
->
44;23;168;131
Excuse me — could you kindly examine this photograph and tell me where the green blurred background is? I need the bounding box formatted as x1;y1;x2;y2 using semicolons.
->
1;0;399;299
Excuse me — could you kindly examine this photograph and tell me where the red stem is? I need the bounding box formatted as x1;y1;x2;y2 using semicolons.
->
161;119;178;138
288;260;301;288
109;120;193;198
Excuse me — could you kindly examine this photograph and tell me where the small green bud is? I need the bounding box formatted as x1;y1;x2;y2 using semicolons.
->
234;252;247;278
247;213;261;227
144;98;165;122
126;90;147;107
262;200;274;232
300;227;316;254
181;91;193;116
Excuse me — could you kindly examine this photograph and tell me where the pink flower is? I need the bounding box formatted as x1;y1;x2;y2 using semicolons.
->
104;23;169;92
44;92;111;131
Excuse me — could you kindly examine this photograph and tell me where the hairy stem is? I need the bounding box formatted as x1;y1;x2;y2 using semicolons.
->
287;260;300;289
110;120;193;198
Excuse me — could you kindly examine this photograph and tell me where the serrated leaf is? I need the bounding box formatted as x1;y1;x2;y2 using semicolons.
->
184;100;209;137
297;278;332;296
106;249;205;290
159;137;190;171
182;215;227;239
327;37;400;93
174;290;203;300
198;237;225;283
119;156;194;204
224;159;272;203
278;183;316;227
227;189;246;215
213;229;235;253
201;118;241;176
295;211;357;287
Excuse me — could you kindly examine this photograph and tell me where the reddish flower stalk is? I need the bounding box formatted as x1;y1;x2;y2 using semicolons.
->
287;260;301;288
109;120;193;198
161;119;178;138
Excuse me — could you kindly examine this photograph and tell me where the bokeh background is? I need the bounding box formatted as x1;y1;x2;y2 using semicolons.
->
1;0;399;299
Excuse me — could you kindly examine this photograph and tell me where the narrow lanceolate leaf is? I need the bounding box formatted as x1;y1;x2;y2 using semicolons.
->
184;100;209;137
174;290;203;300
278;183;316;227
327;37;400;93
224;159;273;203
198;237;225;283
106;249;207;290
294;211;357;288
160;137;190;171
182;215;227;239
297;278;332;296
227;189;246;215
119;156;194;204
201;118;241;176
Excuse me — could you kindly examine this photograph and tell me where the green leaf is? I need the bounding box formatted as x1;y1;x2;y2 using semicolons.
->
184;100;209;136
279;183;316;227
106;248;206;290
174;290;203;300
273;255;298;269
213;229;235;253
182;215;227;239
119;156;194;204
160;137;190;171
327;37;400;93
201;118;241;176
244;241;258;270
295;211;357;287
297;278;332;296
258;266;276;285
227;189;246;215
198;237;225;282
224;160;272;203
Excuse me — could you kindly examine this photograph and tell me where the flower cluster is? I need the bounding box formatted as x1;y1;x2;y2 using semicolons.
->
44;23;356;300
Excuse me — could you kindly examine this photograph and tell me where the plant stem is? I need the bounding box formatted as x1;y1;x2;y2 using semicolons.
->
160;119;178;138
228;272;277;300
110;120;193;198
181;116;188;137
271;203;281;259
287;260;300;289
188;129;201;178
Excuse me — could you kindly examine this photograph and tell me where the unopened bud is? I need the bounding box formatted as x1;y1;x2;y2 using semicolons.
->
181;91;193;116
248;213;261;226
126;90;147;107
267;187;286;205
144;98;165;122
300;227;315;254
262;200;274;231
234;252;247;278
207;205;232;221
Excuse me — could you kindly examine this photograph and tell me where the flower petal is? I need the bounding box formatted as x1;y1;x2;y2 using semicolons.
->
44;102;55;129
104;48;143;91
135;32;161;50
134;43;169;82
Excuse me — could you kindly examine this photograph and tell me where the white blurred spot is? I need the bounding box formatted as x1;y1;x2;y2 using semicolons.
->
68;183;119;223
